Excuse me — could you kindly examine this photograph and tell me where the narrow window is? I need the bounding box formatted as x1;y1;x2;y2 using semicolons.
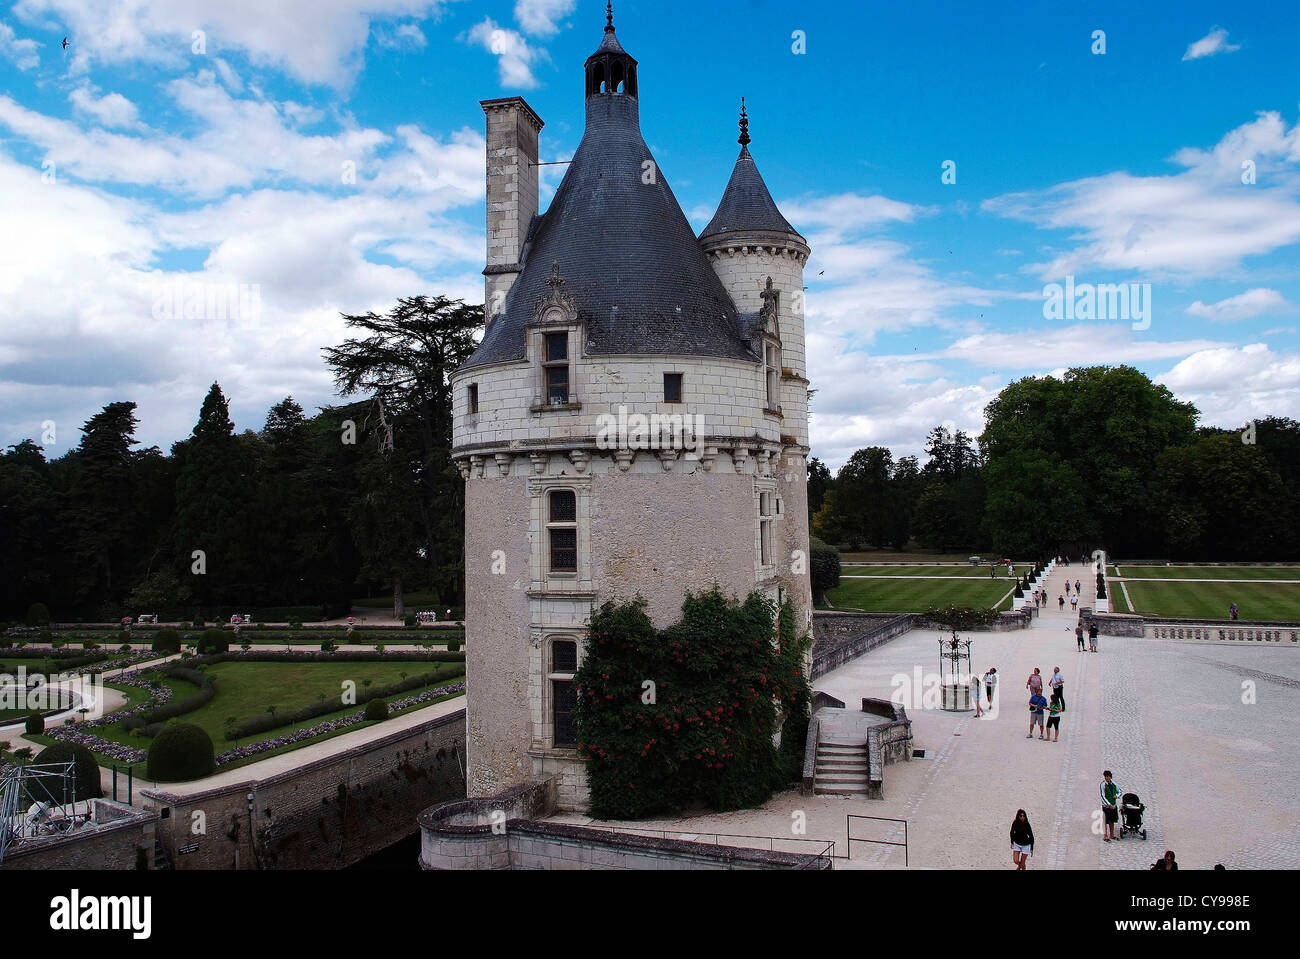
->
467;383;478;414
544;332;570;405
548;490;577;573
663;372;683;403
551;639;578;747
766;344;780;410
760;491;774;566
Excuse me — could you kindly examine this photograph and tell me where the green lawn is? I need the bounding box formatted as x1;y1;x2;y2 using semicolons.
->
1125;580;1300;621
1114;566;1300;581
824;576;1017;613
840;565;1028;578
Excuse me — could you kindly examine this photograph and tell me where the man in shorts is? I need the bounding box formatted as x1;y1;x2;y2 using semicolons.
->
1089;622;1099;652
1027;690;1048;739
983;667;998;707
1100;771;1121;841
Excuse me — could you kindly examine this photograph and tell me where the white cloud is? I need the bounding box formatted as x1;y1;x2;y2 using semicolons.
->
13;0;458;86
376;21;427;49
983;112;1300;278
1182;27;1241;62
940;323;1225;369
0;18;40;69
68;86;140;128
781;192;925;233
1156;344;1300;428
1187;288;1289;322
464;17;545;88
514;0;574;38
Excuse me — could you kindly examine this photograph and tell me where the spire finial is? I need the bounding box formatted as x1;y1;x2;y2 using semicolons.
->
738;96;751;147
606;2;614;30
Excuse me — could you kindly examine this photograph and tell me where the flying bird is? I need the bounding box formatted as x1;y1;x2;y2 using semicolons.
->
818;270;824;275
62;37;69;49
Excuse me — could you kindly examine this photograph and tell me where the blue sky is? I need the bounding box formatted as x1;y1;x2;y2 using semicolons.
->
1;0;1298;469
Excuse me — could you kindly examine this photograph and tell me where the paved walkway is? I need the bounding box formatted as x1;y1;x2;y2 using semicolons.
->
554;561;1299;869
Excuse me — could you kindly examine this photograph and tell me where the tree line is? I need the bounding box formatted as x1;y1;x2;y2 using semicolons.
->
0;296;479;621
810;365;1300;560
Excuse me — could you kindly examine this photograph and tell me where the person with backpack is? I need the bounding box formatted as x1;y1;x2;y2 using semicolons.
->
1100;771;1121;841
1010;809;1035;869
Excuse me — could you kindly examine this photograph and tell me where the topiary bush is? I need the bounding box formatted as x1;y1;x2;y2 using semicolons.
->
147;722;216;782
152;628;182;654
196;628;229;655
31;742;103;801
403;613;417;627
25;712;44;735
25;602;51;627
364;698;389;721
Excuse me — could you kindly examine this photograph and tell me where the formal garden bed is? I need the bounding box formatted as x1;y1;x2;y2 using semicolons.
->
13;650;467;779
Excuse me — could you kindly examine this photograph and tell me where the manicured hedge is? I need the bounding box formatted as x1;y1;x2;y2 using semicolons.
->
364;698;389;721
152;629;182;654
147;722;215;782
810;536;842;605
196;629;229;655
25;712;44;735
124;666;216;730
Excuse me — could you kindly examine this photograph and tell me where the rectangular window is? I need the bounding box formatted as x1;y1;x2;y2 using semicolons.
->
663;372;683;403
467;383;478;414
552;680;576;747
766;345;780;409
545;332;568;362
548;490;578;573
552;640;577;673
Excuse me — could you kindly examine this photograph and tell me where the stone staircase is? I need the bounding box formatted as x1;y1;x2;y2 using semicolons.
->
812;741;871;795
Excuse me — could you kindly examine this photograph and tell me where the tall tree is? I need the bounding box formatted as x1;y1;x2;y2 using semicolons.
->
323;296;481;608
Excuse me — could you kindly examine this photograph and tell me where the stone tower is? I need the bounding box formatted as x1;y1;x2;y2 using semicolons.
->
451;9;812;811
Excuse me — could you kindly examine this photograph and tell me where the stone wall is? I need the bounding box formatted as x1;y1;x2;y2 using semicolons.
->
861;698;912;800
1082;609;1300;643
418;783;830;870
140;708;466;870
1;799;157;870
811;612;915;679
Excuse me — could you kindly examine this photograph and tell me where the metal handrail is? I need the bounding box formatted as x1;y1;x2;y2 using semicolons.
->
846;813;909;865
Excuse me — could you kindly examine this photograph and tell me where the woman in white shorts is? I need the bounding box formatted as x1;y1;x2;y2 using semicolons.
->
1010;809;1035;869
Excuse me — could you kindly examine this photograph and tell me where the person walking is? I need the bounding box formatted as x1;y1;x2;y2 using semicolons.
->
1075;622;1085;651
1229;602;1239;621
1046;696;1063;741
1088;622;1099;652
1070;593;1079;611
1027;689;1048;739
1010;810;1035;869
1075;579;1081;594
1049;666;1064;709
983;667;998;708
1100;771;1121;841
1026;667;1043;697
1058;594;1066;611
972;670;984;717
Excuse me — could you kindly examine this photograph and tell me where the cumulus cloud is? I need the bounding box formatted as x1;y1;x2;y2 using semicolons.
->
1182;27;1241;62
514;0;574;38
1156;344;1300;428
12;0;458;86
68;86;140;128
464;17;546;88
0;18;40;69
983;112;1300;278
1187;288;1289;322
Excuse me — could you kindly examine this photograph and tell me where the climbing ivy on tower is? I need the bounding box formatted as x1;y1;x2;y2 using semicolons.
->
574;587;812;820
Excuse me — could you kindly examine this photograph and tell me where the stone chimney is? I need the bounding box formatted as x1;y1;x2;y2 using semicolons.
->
480;97;544;326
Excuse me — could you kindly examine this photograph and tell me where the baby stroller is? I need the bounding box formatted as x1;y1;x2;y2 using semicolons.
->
1119;792;1147;839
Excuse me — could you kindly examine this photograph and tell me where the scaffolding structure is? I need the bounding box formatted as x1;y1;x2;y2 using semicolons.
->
0;760;83;866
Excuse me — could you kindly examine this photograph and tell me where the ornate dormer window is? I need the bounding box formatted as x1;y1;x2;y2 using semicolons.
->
759;276;782;415
529;262;582;412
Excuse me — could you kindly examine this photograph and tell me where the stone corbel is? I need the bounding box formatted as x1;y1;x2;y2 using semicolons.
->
470;455;486;479
700;447;718;472
529;626;545;649
456;460;471;481
755;449;772;477
495;453;513;477
614;448;635;472
530;453;548;475
657;449;677;472
568;450;590;473
732;445;751;472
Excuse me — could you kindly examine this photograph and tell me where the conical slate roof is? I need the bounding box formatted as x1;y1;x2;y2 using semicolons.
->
699;144;803;243
462;79;754;371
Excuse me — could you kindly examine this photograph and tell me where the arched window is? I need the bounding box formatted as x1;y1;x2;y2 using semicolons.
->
611;62;624;94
